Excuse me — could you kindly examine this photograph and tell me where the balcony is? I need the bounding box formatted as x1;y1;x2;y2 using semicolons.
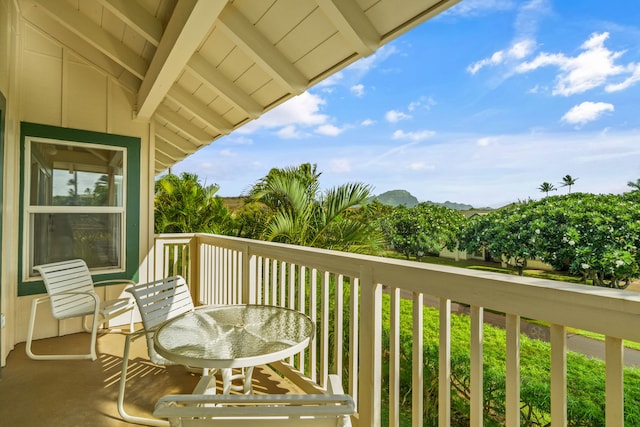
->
3;233;640;426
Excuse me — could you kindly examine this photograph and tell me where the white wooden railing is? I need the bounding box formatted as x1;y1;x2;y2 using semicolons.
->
154;233;640;427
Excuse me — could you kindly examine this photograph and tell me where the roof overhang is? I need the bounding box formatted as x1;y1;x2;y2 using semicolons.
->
21;0;461;174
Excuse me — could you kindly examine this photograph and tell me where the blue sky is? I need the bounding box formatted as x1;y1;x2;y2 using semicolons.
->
171;0;640;208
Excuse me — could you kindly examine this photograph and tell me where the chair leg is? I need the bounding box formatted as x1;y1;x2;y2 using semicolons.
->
26;297;94;361
117;333;170;427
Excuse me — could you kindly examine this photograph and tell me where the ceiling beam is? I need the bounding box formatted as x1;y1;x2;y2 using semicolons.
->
186;54;263;119
136;0;226;120
95;0;163;46
315;0;380;56
32;0;148;79
167;86;233;134
217;4;308;94
155;104;215;143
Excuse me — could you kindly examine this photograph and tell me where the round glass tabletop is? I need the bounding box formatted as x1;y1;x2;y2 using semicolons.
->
153;304;314;369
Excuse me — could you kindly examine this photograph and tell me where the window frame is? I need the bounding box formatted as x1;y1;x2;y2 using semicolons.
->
19;123;140;296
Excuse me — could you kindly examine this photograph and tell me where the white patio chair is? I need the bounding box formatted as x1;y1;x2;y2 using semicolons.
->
26;259;135;361
118;275;199;427
118;276;246;426
153;375;355;427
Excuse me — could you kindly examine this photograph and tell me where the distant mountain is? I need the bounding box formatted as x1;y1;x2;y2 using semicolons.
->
369;190;479;211
369;190;419;207
436;200;475;211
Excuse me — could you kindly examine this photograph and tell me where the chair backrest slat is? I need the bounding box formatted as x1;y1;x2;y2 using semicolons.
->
34;259;98;320
127;276;194;331
126;276;195;364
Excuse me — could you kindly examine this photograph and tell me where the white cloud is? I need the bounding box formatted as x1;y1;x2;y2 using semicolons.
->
316;124;343;136
219;149;235;157
468;51;505;75
361;119;375;126
508;39;535;59
317;72;343;87
516;32;627;96
329;158;352;173
392;129;436;142
606;62;640;92
238;92;328;134
468;39;535;74
385;110;412;123
350;84;365;97
407;96;436;112
277;125;304;139
561;101;614;126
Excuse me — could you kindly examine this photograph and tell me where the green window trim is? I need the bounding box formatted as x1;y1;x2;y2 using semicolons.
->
19;122;140;296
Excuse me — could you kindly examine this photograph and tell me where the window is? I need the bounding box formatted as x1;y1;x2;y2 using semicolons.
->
20;123;140;294
27;139;125;271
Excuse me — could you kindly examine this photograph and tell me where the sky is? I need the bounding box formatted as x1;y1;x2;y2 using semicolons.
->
170;0;640;208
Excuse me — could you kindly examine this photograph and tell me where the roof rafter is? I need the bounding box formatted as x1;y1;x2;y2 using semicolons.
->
167;85;233;135
32;0;148;79
315;0;380;55
154;127;200;155
155;126;193;159
136;0;225;120
217;4;308;94
22;4;141;93
95;0;163;46
186;54;263;119
155;151;173;168
155;104;216;144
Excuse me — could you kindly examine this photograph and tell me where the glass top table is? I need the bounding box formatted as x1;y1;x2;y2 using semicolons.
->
153;304;314;370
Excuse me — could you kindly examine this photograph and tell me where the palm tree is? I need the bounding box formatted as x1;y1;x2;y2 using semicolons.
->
560;174;578;193
538;182;556;197
154;172;232;234
627;178;640;191
246;164;383;253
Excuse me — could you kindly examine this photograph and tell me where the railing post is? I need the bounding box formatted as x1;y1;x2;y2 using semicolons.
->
506;314;520;427
242;245;257;304
412;292;424;427
470;305;484;427
605;336;624;427
358;264;381;427
439;298;451;427
550;324;567;427
190;234;200;305
154;237;164;281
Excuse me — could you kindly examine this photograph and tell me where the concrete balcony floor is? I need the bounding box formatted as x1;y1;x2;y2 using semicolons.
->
0;329;301;427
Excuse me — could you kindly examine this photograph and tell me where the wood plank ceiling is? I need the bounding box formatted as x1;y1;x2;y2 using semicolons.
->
21;0;460;174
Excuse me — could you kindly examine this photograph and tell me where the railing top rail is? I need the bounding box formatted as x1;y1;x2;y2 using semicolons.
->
157;233;640;342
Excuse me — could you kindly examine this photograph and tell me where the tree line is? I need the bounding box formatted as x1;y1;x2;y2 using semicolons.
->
155;164;640;289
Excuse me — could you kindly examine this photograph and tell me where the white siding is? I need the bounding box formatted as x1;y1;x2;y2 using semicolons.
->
1;11;154;364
